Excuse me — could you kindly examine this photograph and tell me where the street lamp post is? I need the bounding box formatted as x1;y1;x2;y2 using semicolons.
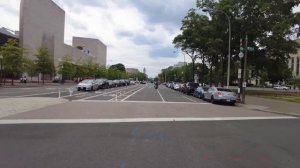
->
0;54;3;86
203;8;231;88
238;51;244;101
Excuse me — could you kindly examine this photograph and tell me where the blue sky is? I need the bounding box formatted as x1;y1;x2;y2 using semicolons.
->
0;0;198;77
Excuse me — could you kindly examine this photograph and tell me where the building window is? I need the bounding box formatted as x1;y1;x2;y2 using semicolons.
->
297;57;300;76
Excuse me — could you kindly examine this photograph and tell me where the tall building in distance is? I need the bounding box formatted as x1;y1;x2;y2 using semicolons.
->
19;0;107;66
143;67;146;74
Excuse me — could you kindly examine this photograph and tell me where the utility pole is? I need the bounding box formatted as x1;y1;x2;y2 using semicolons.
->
242;35;248;104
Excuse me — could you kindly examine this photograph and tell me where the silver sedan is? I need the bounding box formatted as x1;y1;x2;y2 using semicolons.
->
77;79;98;91
204;87;237;105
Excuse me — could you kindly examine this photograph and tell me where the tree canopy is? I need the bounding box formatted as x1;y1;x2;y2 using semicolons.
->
171;0;300;85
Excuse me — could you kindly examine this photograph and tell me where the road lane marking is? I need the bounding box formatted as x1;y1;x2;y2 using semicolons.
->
182;95;198;103
80;85;138;100
157;89;165;102
121;86;147;101
0;117;297;125
108;87;142;101
73;99;211;105
15;91;68;97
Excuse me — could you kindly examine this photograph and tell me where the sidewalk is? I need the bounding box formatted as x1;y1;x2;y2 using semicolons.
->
238;96;300;117
0;98;68;119
0;82;75;88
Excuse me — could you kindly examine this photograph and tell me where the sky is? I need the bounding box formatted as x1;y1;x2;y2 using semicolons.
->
0;0;199;78
1;1;300;78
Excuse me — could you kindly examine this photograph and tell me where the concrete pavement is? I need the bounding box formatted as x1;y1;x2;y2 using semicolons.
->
0;98;68;118
240;96;300;117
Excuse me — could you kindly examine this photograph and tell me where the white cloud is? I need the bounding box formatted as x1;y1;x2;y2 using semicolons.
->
0;0;195;77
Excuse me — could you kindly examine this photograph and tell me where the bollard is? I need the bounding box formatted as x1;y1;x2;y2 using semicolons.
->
69;88;74;96
58;89;61;99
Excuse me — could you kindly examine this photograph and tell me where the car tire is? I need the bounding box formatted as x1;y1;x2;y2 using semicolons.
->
77;88;80;91
230;102;235;106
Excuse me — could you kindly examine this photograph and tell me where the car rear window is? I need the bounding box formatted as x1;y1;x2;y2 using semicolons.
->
217;88;232;92
203;87;209;91
189;83;199;87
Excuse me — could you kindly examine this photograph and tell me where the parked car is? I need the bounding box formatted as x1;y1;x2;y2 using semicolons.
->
193;86;209;99
273;85;290;90
173;83;181;90
108;80;114;88
182;82;199;95
125;80;130;86
113;80;121;87
178;83;186;92
204;87;236;105
77;79;98;91
95;78;109;89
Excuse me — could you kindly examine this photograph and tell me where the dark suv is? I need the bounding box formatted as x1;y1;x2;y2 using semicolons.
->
183;82;199;95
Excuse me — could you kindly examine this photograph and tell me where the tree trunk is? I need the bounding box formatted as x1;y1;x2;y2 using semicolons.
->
192;60;195;83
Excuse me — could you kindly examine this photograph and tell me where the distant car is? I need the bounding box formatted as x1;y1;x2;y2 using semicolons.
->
77;79;98;91
204;87;236;105
95;78;109;89
119;79;127;86
140;81;146;84
108;80;114;88
130;81;136;85
193;86;209;99
173;83;181;90
182;82;199;95
113;80;121;87
273;85;290;90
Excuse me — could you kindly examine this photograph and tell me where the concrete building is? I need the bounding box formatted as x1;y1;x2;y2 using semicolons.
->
0;27;18;45
19;0;107;67
126;68;140;74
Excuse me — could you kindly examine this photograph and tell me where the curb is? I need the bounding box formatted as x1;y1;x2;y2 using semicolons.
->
237;103;300;118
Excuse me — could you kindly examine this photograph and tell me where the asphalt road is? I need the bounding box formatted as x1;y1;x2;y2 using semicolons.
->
0;83;204;103
1;83;299;168
1;119;300;168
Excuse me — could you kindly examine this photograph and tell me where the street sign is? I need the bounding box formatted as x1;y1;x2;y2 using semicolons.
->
243;82;247;88
247;47;255;52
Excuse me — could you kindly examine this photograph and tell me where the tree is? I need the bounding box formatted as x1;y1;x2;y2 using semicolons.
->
173;0;300;85
57;55;76;81
173;9;214;83
23;57;38;81
0;39;24;85
110;63;126;72
35;47;55;84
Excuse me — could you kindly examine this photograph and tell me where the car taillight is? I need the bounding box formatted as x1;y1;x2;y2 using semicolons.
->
217;92;224;96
